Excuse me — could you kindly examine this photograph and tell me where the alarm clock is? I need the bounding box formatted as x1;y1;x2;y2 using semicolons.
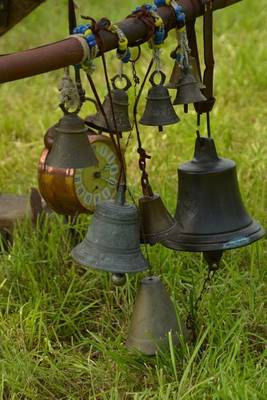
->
38;131;121;215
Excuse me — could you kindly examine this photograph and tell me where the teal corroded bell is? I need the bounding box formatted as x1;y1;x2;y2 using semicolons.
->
71;185;148;277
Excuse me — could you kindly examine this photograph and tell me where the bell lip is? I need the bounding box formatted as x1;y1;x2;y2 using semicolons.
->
71;240;148;273
160;221;265;252
139;116;180;127
141;220;178;245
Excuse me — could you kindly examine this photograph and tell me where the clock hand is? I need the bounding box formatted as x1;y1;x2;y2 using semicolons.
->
101;177;116;186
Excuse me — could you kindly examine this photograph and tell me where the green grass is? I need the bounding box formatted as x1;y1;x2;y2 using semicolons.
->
0;0;266;398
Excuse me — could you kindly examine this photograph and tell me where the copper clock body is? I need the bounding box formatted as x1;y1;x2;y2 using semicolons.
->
38;134;121;215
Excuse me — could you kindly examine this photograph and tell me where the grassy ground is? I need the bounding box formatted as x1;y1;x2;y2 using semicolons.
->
0;0;266;398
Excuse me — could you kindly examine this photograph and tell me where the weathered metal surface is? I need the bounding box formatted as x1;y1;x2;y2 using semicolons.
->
71;186;148;274
0;0;45;37
46;113;98;169
173;70;207;105
161;137;265;252
140;72;180;129
0;0;242;83
139;194;176;245
126;276;181;355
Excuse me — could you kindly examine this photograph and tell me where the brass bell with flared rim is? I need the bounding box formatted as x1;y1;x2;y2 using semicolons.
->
139;192;176;245
140;71;180;130
126;276;182;355
161;136;265;252
173;69;207;105
71;185;148;274
86;74;132;133
46;113;98;169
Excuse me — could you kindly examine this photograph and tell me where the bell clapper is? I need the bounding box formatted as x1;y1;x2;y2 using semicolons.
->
111;273;126;286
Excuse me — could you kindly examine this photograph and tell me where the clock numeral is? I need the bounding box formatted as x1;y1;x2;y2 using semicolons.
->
109;164;120;176
102;187;112;200
93;193;101;206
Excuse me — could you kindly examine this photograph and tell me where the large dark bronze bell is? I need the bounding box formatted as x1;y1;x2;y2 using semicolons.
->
161;136;265;252
71;185;148;275
139;189;176;245
140;71;180;131
46;113;98;169
173;69;207;105
126;276;182;355
86;74;132;133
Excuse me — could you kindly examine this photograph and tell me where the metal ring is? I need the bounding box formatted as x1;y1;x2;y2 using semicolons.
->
129;46;141;63
111;74;132;91
149;70;166;86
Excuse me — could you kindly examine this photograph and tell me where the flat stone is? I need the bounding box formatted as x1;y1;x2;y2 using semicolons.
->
0;194;31;230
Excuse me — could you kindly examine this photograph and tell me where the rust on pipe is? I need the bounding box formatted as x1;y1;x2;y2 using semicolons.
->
0;0;241;84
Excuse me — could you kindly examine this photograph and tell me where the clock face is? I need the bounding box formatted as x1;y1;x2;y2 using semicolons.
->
74;136;120;211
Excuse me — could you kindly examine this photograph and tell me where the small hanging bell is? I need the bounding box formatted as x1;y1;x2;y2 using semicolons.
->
86;74;132;133
71;185;148;277
139;185;176;245
140;71;180;131
189;56;206;90
173;69;207;105
166;61;183;89
126;276;183;355
46;113;98;169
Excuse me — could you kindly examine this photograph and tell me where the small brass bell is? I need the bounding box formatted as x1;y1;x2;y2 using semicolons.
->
139;185;176;245
173;69;207;105
140;71;180;131
46;113;98;169
161;136;265;252
71;185;148;276
166;61;183;89
86;74;132;133
189;56;206;90
126;276;182;355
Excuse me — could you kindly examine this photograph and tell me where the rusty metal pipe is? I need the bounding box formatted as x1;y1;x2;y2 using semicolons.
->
0;0;241;84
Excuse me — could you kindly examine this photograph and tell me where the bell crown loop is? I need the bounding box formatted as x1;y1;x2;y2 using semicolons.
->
111;73;132;91
55;113;88;134
149;70;166;87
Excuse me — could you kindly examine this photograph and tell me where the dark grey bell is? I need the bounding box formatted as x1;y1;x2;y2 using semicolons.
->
140;71;180;129
161;136;265;252
139;193;176;245
173;70;207;105
46;113;98;169
189;56;206;90
71;186;148;274
126;276;182;355
86;89;132;133
166;61;183;89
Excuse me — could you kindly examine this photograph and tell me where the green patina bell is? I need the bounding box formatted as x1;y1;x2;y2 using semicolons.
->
71;185;148;277
126;276;183;355
46;113;98;169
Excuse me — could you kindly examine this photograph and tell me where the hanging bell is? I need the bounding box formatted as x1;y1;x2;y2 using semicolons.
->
139;187;177;245
189;56;206;90
46;113;98;169
140;71;180;131
173;69;207;105
86;74;132;133
161;136;265;252
165;61;183;89
126;276;182;355
71;185;148;275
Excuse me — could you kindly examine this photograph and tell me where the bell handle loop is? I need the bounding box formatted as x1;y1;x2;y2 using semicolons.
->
149;70;166;87
111;74;132;91
59;102;82;116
